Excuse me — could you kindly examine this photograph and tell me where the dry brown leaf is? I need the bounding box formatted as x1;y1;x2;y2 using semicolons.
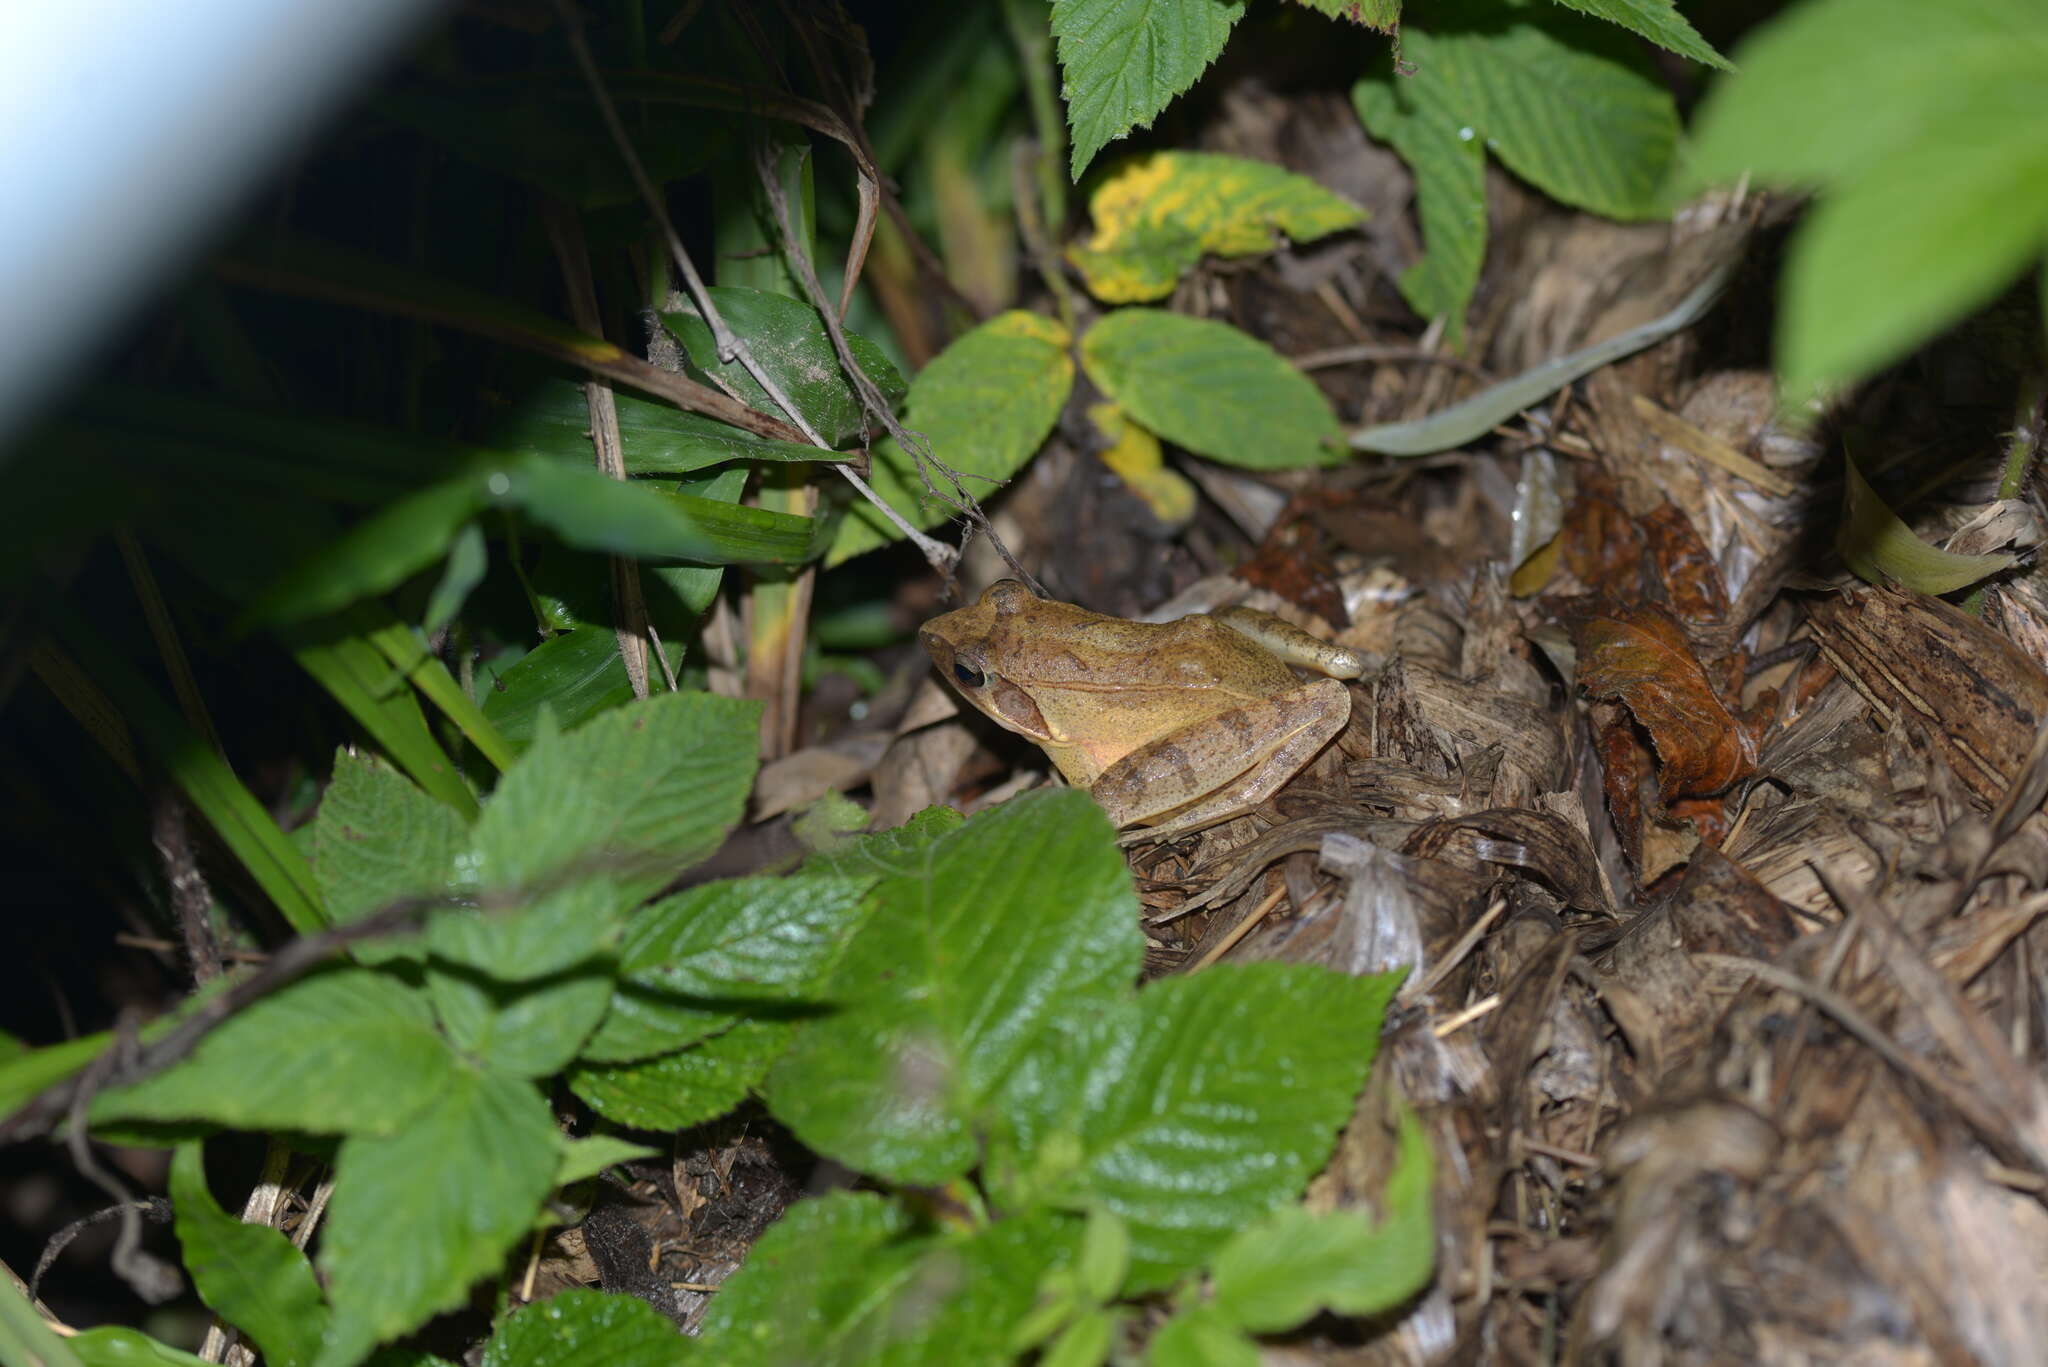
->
1572;604;1759;798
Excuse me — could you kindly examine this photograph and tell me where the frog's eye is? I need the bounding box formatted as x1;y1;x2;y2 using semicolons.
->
954;661;987;689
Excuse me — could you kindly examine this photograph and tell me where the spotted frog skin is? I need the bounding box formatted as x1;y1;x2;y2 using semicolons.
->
920;579;1364;832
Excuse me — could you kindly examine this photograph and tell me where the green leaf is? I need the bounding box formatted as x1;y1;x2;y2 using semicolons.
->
581;876;872;1063
1001;963;1403;1292
1838;448;2015;595
93;968;457;1135
797;805;965;883
424;523;488;634
1208;1110;1436;1330
490;378;827;475
1051;0;1248;179
1145;1305;1257;1367
1075;1208;1131;1306
1068;152;1365;303
318;1069;559;1367
313;750;467;941
1042;1308;1119;1367
1288;0;1398;30
1546;0;1729;68
663;287;907;449
170;1144;327;1367
553;1135;660;1189
1080;310;1340;469
479;1289;689;1367
1684;0;2048;389
67;1329;214;1367
479;630;637;752
427;964;616;1079
246;476;488;627
827;311;1073;565
766;790;1143;1184
0;1270;86;1367
697;1192;1081;1366
471;688;760;905
504;459;823;567
1351;70;1487;338
568;1019;793;1130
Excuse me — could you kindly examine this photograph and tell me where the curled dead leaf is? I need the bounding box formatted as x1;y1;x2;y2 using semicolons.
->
1570;604;1758;799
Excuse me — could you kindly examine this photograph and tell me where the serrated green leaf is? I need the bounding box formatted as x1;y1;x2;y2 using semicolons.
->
479;1289;688;1367
1838;449;2016;595
1080;309;1340;469
490;378;827;475
797;806;966;883
568;1020;794;1131
553;1135;660;1189
1052;0;1248;179
697;1192;1080;1366
1209;1110;1435;1331
581;876;871;1063
318;1069;558;1367
1546;0;1729;68
1351;71;1487;338
170;1144;327;1367
663;287;906;449
1068;152;1365;303
313;750;467;944
471;688;761;906
766;790;1143;1184
829;311;1073;565
1001;963;1403;1292
427;963;615;1079
92;968;456;1135
1146;1306;1257;1367
1407;1;1678;220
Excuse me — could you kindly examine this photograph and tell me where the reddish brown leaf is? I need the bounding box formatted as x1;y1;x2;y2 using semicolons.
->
1595;707;1652;871
1572;604;1758;798
1560;482;1643;594
1640;503;1729;624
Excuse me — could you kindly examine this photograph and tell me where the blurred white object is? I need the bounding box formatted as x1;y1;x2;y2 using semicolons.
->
0;0;443;446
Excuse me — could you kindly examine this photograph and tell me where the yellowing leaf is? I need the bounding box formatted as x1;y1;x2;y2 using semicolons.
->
1086;401;1196;528
1838;449;2015;595
1571;605;1756;798
1068;152;1365;304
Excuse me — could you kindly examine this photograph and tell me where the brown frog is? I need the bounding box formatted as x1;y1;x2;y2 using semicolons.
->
920;580;1364;833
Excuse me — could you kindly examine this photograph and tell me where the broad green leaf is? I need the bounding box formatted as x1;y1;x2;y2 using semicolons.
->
766;791;1143;1184
829;311;1073;565
663;287;907;448
999;963;1403;1292
423;523;487;634
1042;1309;1118;1367
698;1192;1080;1367
1080;310;1341;469
1683;0;2048;390
479;1289;688;1367
553;1135;659;1189
1351;70;1487;338
1145;1305;1257;1367
505;459;822;567
581;876;872;1063
318;1069;558;1367
170;1144;327;1367
93;968;456;1135
489;378;828;474
797;805;965;882
568;1020;793;1130
313;750;466;938
1408;1;1677;220
1288;0;1398;30
427;963;615;1079
470;689;760;905
1068;152;1365;303
1208;1110;1436;1330
1052;0;1248;179
1547;0;1729;68
1838;449;2015;595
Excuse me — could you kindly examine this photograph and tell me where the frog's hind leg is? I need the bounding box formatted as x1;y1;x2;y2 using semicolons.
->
1090;678;1351;835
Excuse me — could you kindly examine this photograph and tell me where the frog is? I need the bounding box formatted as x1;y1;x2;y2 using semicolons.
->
919;579;1366;834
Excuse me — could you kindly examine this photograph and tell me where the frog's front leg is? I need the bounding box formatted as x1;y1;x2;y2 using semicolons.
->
1087;678;1352;831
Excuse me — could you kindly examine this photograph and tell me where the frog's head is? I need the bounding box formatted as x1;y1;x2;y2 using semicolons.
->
919;579;1055;742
